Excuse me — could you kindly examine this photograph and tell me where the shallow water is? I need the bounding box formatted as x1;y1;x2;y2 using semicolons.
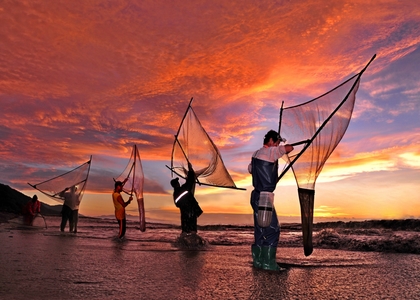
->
1;217;420;299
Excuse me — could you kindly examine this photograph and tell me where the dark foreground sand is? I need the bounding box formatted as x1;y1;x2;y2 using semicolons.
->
1;215;420;300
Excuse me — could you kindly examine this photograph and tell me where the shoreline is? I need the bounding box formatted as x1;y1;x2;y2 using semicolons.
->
2;212;420;254
2;211;419;230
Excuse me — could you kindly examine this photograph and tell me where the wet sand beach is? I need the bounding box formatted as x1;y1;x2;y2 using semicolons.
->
1;216;420;299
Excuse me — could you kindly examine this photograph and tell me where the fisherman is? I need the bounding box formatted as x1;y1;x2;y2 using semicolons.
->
23;195;41;225
112;180;132;240
59;185;79;233
248;130;294;270
171;162;203;236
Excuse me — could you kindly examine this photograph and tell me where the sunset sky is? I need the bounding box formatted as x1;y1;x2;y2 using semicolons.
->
1;1;419;225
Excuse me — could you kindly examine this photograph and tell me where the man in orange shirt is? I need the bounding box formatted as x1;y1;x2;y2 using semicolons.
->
112;180;132;239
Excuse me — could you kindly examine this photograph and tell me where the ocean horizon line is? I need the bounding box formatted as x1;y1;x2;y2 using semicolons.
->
82;213;420;227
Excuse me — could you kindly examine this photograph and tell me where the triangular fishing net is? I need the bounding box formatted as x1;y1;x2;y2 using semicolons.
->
171;101;242;190
114;145;146;231
28;157;92;203
114;145;144;200
279;73;360;189
278;55;376;256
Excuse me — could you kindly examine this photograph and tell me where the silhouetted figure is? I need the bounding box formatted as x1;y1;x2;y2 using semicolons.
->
171;162;203;235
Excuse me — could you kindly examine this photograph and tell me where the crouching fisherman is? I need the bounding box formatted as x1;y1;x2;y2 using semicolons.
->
248;130;293;270
23;195;41;225
171;162;204;246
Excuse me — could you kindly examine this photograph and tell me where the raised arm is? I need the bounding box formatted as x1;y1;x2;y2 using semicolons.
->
185;162;196;194
59;187;69;198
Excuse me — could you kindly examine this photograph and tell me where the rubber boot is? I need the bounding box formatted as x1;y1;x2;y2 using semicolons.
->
261;246;280;271
251;245;263;268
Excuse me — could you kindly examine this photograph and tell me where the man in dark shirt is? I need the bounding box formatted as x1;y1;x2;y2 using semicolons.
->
171;162;203;235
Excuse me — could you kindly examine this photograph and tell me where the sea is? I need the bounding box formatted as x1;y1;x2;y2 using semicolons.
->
1;215;419;299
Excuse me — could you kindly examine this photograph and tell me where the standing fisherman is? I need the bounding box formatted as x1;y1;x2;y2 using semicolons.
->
112;180;132;239
171;162;203;236
248;130;293;270
59;186;79;233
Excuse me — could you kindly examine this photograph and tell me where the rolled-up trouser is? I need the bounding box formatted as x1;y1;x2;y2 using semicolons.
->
70;209;79;232
250;190;280;247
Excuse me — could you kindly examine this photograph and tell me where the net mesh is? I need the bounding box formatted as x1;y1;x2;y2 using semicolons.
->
29;158;91;203
171;105;239;189
114;145;144;200
279;69;365;256
299;188;314;256
280;74;360;189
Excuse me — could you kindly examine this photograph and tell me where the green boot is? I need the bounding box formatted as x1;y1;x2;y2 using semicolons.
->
261;246;280;271
251;245;263;268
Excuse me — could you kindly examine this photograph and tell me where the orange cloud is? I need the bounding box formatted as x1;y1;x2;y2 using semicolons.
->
1;1;419;221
